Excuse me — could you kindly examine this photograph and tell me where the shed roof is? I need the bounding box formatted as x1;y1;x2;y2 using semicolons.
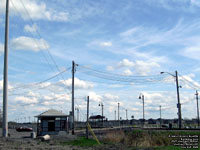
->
89;115;105;119
36;109;68;117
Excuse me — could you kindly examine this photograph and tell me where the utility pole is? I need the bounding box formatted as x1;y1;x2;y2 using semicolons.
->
195;91;200;128
118;103;120;126
160;105;161;128
99;102;104;127
72;61;75;135
126;109;128;120
77;108;79;122
161;71;182;129
175;71;182;129
86;96;89;139
115;110;116;120
2;0;9;138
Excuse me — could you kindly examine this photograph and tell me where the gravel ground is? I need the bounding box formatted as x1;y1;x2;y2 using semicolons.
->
0;129;130;150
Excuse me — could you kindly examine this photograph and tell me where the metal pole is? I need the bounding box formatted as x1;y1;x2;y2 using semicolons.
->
175;71;182;129
196;91;200;128
126;109;128;120
160;105;161;128
118;103;120;126
78;108;79;122
115;110;116;120
3;0;9;138
72;61;75;135
102;103;104;127
86;96;89;139
142;95;145;127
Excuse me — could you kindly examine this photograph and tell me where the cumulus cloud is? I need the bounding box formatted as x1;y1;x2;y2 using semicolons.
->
11;36;49;51
114;58;160;75
118;59;135;68
15;96;38;104
24;24;38;33
60;78;94;89
0;0;68;21
88;92;102;102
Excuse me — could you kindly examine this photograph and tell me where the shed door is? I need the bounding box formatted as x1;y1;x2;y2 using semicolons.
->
48;121;55;131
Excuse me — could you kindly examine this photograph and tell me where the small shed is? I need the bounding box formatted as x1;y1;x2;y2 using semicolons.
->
89;115;105;128
36;109;69;136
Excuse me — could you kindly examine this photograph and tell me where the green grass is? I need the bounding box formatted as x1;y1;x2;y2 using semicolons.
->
61;137;99;147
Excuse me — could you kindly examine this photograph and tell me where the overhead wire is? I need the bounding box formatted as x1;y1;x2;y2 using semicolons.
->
11;0;72;93
0;67;71;93
77;65;168;84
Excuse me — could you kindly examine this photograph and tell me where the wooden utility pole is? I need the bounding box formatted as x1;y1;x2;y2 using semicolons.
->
175;71;182;129
118;103;120;126
72;61;75;135
3;0;9;138
86;96;89;139
160;105;161;128
195;91;200;128
160;71;182;129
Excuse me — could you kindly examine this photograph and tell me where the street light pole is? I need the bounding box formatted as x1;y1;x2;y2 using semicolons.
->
195;91;200;128
99;102;104;127
139;94;145;127
175;71;182;129
161;71;182;129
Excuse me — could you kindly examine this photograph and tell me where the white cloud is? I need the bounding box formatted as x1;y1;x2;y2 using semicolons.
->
15;96;38;104
134;60;160;75
0;0;68;21
123;69;133;76
114;58;160;75
11;36;49;51
60;78;94;89
52;12;68;21
118;59;135;68
100;42;112;47
24;24;38;33
88;92;102;102
182;44;200;60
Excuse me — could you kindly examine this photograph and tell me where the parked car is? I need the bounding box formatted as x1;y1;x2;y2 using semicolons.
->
16;126;33;132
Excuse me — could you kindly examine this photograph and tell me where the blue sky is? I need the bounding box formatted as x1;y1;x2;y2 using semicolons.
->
0;0;200;122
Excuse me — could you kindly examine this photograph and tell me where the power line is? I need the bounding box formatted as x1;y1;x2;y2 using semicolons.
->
0;67;71;93
77;66;167;84
178;73;200;90
11;0;72;94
